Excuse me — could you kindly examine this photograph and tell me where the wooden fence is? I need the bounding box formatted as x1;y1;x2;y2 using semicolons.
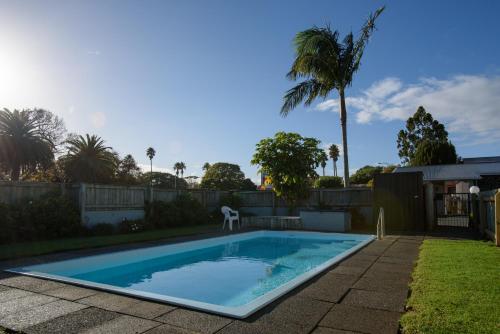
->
0;181;373;225
478;189;500;246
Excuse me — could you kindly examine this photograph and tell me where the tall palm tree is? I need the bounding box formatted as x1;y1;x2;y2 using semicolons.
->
146;147;156;187
329;144;340;177
281;7;385;187
0;108;54;180
62;134;117;183
319;151;328;176
202;162;210;172
173;162;186;189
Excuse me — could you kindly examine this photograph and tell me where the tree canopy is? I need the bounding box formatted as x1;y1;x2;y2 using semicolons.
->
143;171;187;189
313;176;343;189
397;106;455;165
350;165;383;185
0;108;58;180
251;132;324;207
200;162;250;190
411;140;458;166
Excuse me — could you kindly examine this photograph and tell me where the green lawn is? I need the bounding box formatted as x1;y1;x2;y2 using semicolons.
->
0;224;219;261
400;239;500;334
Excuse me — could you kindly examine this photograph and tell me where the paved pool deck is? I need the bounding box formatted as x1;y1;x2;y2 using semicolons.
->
0;233;422;334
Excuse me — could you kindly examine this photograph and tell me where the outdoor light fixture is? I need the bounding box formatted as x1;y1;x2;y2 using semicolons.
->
469;185;480;194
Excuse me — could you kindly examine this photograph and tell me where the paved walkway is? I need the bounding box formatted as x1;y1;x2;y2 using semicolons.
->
0;235;422;334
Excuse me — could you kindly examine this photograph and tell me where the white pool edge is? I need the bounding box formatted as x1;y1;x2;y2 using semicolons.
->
7;231;375;318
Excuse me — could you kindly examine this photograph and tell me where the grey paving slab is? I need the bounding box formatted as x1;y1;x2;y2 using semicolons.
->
0;288;33;302
353;277;409;293
0;275;65;293
321;272;360;285
0;294;57;318
43;285;98;301
155;309;232;334
263;296;332;326
319;304;401;334
329;265;366;277
363;268;412;281
298;278;352;303
337;258;373;270
377;255;417;265
368;262;414;275
23;307;118;334
344;254;378;263
81;315;160;334
0;299;87;331
145;324;198;334
119;300;176;319
341;289;408;312
312;327;361;334
217;318;312;334
79;292;141;312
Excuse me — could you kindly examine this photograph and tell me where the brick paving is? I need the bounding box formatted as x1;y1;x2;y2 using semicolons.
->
0;234;422;333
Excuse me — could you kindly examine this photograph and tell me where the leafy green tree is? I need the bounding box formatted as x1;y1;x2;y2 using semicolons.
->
280;7;385;187
116;154;142;184
397;106;451;165
251;132;324;209
60;134;118;183
329;144;340;176
411;140;458;166
142;172;187;189
0;108;57;180
319;151;328;176
313;176;343;189
350;165;383;185
241;178;257;191
202;162;210;172
200;162;248;190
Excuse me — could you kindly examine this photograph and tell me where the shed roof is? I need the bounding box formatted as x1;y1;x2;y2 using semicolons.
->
393;163;500;181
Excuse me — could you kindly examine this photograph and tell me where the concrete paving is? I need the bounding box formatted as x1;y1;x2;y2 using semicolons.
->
0;234;422;333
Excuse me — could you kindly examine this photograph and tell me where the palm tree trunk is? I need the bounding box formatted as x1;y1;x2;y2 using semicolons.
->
322;167;325;176
339;89;350;187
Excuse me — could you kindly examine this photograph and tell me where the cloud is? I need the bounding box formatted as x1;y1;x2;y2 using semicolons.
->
316;75;500;144
90;112;106;128
86;50;101;56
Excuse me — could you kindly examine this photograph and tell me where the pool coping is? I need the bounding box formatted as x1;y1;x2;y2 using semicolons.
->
6;230;375;319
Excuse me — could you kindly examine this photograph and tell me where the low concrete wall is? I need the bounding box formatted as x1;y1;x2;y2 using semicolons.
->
300;210;351;232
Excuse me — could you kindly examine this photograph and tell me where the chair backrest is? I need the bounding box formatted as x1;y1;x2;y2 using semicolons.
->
221;206;231;215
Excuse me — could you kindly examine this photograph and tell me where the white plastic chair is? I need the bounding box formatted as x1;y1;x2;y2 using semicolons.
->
221;206;240;231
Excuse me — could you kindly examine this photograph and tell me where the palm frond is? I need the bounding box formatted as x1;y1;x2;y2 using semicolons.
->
281;79;327;117
352;6;385;74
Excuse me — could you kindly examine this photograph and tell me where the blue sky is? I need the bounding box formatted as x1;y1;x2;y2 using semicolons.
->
1;0;499;183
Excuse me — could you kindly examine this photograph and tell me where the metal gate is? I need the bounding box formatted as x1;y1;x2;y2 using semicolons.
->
373;172;425;231
434;193;471;228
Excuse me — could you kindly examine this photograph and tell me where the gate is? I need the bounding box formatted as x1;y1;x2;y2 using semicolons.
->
434;193;471;228
373;172;425;231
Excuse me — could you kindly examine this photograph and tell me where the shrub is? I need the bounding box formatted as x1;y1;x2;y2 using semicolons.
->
89;223;115;236
313;176;344;189
117;219;149;234
146;193;209;228
0;192;82;244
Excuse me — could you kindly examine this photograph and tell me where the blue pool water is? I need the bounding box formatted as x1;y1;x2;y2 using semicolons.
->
10;231;373;317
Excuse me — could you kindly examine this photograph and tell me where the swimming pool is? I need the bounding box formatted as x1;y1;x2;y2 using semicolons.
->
8;231;374;318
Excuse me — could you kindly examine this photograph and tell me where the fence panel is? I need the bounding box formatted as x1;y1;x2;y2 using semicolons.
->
84;184;145;210
0;181;66;204
153;189;178;202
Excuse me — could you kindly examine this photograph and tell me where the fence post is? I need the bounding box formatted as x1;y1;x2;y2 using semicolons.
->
272;192;276;216
79;183;86;225
495;191;500;247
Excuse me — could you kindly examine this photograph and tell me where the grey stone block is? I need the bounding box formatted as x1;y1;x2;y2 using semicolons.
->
341;289;408;312
146;324;198;334
312;327;360;334
0;299;87;331
0;276;64;293
0;288;34;302
330;265;365;277
0;294;57;318
23;307;118;334
119;300;176;319
43;285;98;301
79;292;141;312
155;309;232;334
353;277;409;292
81;315;160;334
320;304;401;334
